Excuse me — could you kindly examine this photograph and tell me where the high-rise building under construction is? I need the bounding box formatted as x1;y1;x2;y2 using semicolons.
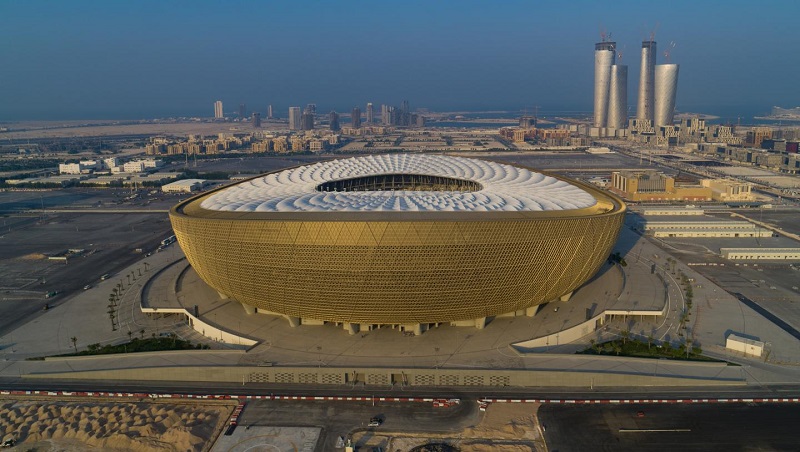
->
654;63;679;127
637;40;656;122
593;40;616;128
607;64;628;130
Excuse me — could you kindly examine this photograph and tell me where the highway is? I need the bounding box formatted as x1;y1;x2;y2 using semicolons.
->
2;378;799;451
2;377;799;401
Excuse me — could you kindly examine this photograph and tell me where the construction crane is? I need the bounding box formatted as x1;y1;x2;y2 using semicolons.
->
664;41;677;63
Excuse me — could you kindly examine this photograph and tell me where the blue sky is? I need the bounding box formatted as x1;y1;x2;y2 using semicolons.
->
1;0;798;120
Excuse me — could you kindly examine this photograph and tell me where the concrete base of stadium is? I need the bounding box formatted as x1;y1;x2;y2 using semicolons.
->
131;238;673;363
163;259;647;341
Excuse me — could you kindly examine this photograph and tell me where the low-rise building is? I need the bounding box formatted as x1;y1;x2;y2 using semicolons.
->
641;207;704;216
162;179;208;193
720;248;800;260
639;220;772;238
610;170;712;202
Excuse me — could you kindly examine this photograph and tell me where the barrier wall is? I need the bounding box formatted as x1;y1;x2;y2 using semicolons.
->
25;363;744;387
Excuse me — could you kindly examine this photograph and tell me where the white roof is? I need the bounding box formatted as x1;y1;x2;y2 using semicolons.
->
200;154;597;213
164;179;206;187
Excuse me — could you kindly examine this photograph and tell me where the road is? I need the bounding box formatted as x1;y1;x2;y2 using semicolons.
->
238;398;478;451
540;403;800;452
2;377;799;401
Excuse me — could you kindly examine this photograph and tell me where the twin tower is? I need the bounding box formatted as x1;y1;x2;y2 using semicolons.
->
594;39;679;130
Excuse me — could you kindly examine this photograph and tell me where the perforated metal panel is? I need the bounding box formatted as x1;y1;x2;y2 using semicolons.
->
169;165;625;325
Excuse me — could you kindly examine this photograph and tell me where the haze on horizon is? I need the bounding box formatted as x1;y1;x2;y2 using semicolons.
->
1;0;798;121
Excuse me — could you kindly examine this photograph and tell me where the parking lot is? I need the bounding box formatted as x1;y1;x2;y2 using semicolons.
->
0;188;175;337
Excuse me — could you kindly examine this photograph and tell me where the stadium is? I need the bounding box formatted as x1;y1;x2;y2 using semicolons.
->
169;154;625;334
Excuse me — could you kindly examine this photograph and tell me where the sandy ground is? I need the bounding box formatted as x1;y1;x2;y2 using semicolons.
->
352;403;544;452
0;398;233;451
2;121;284;139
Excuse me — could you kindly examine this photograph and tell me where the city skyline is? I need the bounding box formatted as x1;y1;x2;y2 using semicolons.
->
1;1;799;120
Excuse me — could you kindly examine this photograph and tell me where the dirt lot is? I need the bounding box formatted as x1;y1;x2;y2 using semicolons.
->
0;397;233;451
351;402;544;452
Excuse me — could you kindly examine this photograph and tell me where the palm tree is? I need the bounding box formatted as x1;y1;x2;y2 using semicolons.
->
621;329;630;345
70;336;78;354
613;343;622;356
140;329;145;340
107;304;117;331
647;334;655;351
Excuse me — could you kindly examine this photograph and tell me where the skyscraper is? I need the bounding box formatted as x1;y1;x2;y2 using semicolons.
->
305;104;317;114
381;104;391;125
366;103;374;125
654;64;679;127
351;107;361;128
289;107;302;130
329;111;340;131
252;112;261;128
593;40;616;128
607;64;628;130
637;40;657;122
301;112;314;130
267;105;273;119
214;101;223;119
239;104;247;119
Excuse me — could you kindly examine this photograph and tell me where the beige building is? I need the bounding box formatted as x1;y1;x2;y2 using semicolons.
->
720;248;800;260
700;179;753;201
610;170;712;202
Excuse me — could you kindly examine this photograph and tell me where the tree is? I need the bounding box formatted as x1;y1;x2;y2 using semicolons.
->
647;334;655;351
590;339;598;353
70;336;78;354
107;304;117;331
140;329;145;340
613;343;622;356
127;330;133;342
686;339;693;359
621;329;630;345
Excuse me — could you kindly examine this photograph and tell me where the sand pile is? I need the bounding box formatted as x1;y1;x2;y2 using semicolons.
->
17;253;46;260
0;399;230;452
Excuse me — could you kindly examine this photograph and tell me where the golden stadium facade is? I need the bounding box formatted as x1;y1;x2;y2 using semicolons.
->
169;154;625;332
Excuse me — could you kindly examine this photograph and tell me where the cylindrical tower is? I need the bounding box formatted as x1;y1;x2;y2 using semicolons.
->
654;64;679;127
607;65;628;130
593;41;616;128
636;40;656;122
